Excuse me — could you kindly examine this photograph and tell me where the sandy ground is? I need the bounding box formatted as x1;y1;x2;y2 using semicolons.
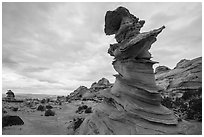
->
2;101;202;135
2;100;97;135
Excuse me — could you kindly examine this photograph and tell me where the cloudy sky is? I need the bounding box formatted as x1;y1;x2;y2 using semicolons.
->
2;2;202;95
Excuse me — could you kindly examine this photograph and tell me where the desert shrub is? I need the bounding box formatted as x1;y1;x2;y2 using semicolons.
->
68;100;71;103
82;98;87;101
182;89;201;100
76;105;88;113
73;117;84;131
25;101;33;108
186;98;202;121
161;97;173;108
12;107;18;112
78;95;82;98
37;105;45;111
46;105;53;109
46;98;50;103
2;108;7;114
81;105;88;109
59;102;62;105
2;115;24;127
85;107;92;113
44;109;55;116
161;89;202;121
41;99;46;104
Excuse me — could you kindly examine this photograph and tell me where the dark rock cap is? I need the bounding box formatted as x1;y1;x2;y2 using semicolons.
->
104;6;144;36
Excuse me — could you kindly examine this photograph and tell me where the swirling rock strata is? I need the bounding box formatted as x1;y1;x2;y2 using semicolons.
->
73;7;199;135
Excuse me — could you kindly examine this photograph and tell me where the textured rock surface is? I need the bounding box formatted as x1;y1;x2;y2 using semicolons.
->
70;7;200;135
82;78;112;101
155;57;202;98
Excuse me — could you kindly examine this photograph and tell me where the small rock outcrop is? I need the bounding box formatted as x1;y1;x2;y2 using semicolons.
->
67;78;112;101
72;7;200;135
68;86;89;100
5;90;15;101
90;78;112;92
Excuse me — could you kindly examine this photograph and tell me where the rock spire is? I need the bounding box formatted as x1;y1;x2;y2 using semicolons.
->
73;7;199;135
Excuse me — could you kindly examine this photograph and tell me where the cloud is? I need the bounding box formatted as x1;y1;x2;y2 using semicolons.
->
22;66;48;73
2;2;202;95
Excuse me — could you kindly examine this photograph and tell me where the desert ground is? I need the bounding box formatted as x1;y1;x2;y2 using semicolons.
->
2;99;98;135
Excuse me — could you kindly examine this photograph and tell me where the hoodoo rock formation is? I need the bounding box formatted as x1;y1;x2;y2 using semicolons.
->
72;7;199;135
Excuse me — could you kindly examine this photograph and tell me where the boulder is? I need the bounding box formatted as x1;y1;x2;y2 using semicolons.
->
68;86;89;100
2;115;24;127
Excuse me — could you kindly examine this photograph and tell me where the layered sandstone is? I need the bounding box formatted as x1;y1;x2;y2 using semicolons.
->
155;57;202;98
72;7;199;135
